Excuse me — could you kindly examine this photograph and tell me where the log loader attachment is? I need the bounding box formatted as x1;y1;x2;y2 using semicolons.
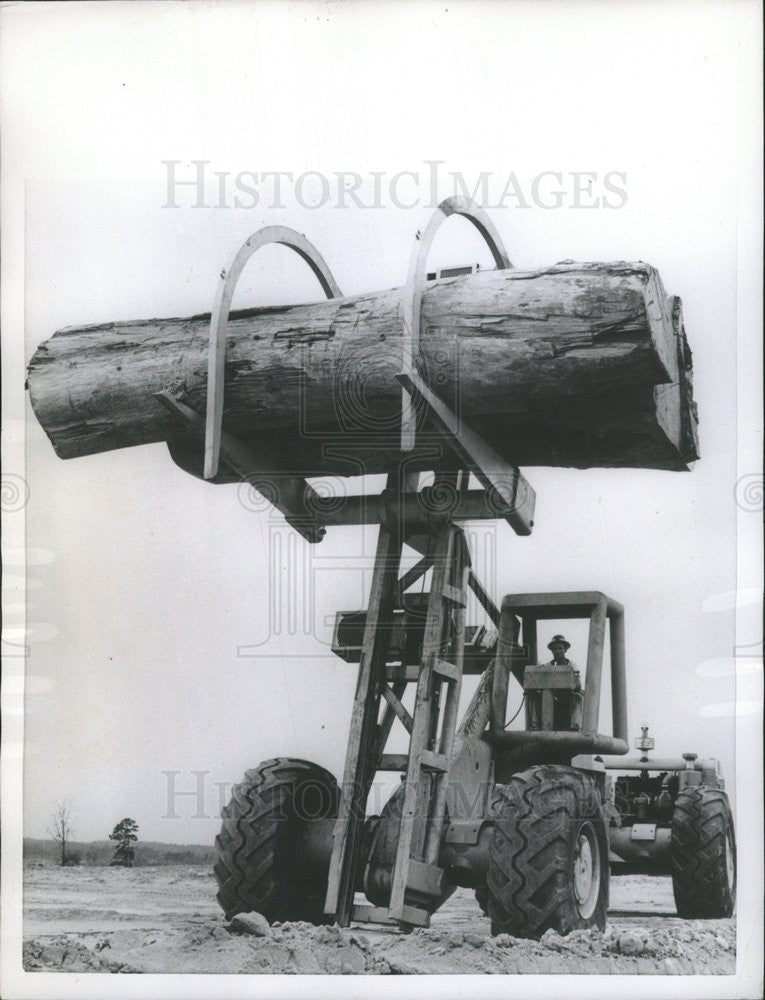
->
210;200;734;936
27;196;734;937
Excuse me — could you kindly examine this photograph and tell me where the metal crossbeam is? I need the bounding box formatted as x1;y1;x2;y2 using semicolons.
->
376;681;408;752
397;369;536;536
155;391;325;543
381;684;414;734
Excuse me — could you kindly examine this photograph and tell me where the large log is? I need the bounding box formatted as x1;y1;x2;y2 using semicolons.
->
26;261;698;478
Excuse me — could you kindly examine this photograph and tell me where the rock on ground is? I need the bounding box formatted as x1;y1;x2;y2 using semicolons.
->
228;912;271;937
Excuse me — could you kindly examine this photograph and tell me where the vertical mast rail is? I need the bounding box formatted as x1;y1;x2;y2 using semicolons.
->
324;475;402;925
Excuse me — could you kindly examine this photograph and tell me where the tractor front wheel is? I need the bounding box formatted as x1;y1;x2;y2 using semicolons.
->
671;785;736;918
214;757;340;923
487;765;609;938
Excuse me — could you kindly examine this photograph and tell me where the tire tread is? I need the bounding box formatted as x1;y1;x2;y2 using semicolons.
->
671;785;736;918
487;764;608;938
214;757;339;923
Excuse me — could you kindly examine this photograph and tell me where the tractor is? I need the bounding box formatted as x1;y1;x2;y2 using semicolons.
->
213;574;736;937
24;188;732;939
203;198;734;939
604;726;736;920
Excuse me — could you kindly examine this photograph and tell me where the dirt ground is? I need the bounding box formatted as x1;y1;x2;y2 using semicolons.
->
22;863;735;975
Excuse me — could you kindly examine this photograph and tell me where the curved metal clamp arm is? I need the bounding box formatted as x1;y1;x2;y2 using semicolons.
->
400;195;513;451
204;226;342;480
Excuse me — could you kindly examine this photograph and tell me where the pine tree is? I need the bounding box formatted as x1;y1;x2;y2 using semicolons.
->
109;818;139;867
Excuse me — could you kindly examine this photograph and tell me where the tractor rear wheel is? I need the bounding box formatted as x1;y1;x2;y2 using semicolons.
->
214;757;340;923
486;765;608;938
671;785;736;918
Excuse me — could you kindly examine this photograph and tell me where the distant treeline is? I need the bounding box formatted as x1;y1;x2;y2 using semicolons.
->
24;837;215;867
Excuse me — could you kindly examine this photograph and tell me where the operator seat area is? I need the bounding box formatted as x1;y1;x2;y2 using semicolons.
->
523;663;582;732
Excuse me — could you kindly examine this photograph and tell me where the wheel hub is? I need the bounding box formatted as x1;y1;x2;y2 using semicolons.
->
572;821;601;920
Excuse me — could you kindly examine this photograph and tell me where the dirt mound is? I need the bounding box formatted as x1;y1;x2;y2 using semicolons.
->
23;916;736;975
23;936;138;973
22;865;736;975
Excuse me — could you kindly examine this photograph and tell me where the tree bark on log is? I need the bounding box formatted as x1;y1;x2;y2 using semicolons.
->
26;261;698;478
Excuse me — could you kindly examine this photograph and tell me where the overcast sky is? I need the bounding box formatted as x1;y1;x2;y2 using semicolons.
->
2;3;760;869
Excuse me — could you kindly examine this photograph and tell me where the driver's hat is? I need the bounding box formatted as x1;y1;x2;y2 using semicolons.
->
547;634;570;651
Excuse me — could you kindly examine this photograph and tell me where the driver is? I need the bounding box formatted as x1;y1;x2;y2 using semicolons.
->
528;634;584;731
